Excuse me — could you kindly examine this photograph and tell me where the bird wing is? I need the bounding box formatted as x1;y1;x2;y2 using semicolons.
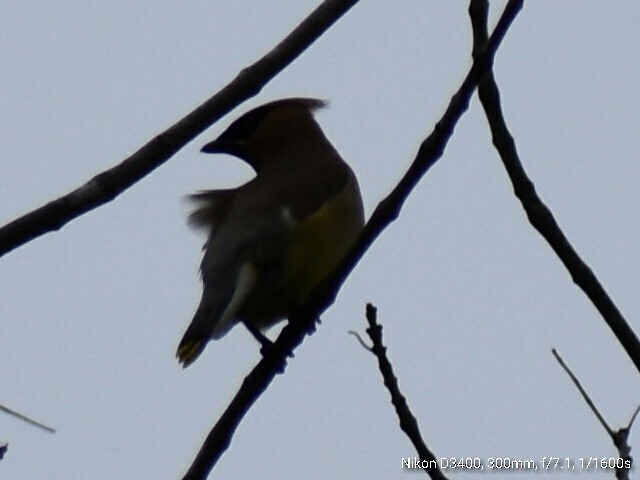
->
278;159;349;223
186;188;236;232
177;189;293;366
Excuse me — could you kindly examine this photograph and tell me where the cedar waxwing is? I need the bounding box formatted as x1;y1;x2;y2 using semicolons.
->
177;98;364;367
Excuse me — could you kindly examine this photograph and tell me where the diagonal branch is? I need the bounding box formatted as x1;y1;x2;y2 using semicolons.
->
0;0;362;258
469;0;640;373
181;2;524;478
0;402;55;434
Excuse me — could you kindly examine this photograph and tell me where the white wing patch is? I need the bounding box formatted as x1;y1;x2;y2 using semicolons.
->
210;262;258;339
279;206;297;228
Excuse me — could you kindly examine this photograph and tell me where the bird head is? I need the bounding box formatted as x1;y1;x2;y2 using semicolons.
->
201;98;328;172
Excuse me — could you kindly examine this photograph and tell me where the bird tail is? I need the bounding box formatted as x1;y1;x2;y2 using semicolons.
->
176;337;206;368
176;302;212;368
177;263;257;367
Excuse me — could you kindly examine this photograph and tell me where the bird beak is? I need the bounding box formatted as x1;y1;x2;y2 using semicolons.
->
201;138;227;154
201;136;245;156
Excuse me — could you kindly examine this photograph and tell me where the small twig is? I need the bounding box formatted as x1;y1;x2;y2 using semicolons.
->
551;349;611;435
363;304;447;480
552;349;633;480
348;330;372;351
0;403;55;434
626;405;640;430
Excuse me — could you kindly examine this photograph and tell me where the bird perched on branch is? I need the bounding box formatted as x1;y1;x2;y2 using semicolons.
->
177;98;364;367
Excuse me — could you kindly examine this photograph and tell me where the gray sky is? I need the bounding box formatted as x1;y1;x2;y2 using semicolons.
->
2;2;640;479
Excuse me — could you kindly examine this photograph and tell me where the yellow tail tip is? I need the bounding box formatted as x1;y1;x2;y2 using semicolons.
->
176;341;203;368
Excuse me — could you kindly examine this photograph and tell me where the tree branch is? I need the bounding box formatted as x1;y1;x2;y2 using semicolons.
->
181;2;524;478
361;304;447;480
0;402;55;434
552;349;634;480
469;0;640;374
0;0;362;258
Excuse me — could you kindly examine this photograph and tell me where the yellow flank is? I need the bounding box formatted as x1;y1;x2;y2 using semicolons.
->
287;185;359;305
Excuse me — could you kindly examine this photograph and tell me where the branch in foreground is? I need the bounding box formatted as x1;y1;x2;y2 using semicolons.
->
0;0;361;258
182;2;524;478
361;304;447;480
552;349;634;480
469;0;640;374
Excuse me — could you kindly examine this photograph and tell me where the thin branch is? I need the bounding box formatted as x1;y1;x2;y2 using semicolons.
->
0;0;362;258
348;329;372;351
0;403;55;434
182;2;524;478
469;0;640;374
627;405;640;430
551;349;612;435
363;304;447;480
552;349;633;480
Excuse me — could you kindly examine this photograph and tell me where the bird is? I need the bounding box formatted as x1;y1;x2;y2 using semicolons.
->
177;98;365;367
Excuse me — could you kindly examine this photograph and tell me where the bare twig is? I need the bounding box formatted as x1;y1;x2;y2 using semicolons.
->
363;304;447;480
348;330;372;351
627;405;640;430
552;349;633;480
182;2;524;478
551;349;611;435
0;0;362;258
469;0;640;374
0;402;55;434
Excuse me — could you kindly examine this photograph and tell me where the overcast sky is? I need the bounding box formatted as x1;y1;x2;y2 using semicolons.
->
2;2;640;479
